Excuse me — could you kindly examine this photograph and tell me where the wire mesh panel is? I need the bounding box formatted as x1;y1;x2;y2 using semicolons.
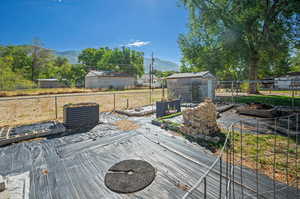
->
182;115;300;199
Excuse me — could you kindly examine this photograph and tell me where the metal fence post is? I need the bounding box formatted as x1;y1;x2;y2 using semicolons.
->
113;93;116;111
292;84;295;111
231;81;234;104
55;96;58;120
204;177;207;199
150;89;152;105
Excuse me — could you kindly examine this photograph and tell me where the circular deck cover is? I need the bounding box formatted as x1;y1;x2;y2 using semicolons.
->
104;160;156;193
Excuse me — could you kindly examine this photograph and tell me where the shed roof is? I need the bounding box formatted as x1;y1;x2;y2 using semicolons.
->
86;70;133;78
166;71;215;79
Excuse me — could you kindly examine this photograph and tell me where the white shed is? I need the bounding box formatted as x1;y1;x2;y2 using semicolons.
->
166;71;216;103
85;70;135;89
137;74;161;88
274;72;300;89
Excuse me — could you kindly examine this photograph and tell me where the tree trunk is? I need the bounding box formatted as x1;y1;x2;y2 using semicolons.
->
248;51;259;94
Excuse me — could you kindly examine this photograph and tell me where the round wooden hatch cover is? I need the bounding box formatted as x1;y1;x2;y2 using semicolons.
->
104;160;156;193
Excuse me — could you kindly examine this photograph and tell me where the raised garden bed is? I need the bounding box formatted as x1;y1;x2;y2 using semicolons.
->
152;113;226;152
0;121;65;147
115;105;155;117
156;100;181;118
64;103;99;129
236;103;290;118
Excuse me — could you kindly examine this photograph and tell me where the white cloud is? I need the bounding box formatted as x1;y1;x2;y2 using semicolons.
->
127;41;151;47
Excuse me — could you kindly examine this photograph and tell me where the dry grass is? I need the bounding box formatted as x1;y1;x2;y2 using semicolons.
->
0;90;162;127
114;120;140;131
0;87;157;97
0;88;93;97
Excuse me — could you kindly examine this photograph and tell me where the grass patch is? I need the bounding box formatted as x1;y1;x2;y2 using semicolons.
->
157;112;182;121
223;131;300;186
221;95;300;107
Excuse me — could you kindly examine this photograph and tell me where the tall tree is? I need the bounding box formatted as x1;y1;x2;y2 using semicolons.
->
30;38;53;81
179;0;300;93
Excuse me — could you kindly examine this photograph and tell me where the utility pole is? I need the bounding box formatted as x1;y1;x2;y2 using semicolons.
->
151;52;155;91
149;63;152;90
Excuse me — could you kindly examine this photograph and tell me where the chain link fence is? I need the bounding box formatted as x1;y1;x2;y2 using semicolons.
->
0;90;162;126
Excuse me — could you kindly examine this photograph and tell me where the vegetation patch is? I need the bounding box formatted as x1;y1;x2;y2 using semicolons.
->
221;131;300;187
221;95;300;107
153;113;226;152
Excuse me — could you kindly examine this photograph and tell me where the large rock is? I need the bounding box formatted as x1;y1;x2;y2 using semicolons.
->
181;99;219;136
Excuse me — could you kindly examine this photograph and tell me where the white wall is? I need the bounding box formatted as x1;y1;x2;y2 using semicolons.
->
275;76;300;89
85;76;135;89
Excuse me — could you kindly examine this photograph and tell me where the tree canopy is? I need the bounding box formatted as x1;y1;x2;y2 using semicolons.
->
179;0;300;93
0;43;86;90
78;47;144;77
0;43;145;90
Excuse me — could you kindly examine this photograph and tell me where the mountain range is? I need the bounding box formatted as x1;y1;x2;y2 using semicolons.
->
55;50;179;72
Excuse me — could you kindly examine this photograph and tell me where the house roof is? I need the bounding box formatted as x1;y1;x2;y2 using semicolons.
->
139;74;159;81
166;71;215;79
286;72;300;76
86;70;133;78
37;79;66;81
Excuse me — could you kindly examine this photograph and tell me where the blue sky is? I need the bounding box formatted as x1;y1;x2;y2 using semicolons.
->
0;0;188;63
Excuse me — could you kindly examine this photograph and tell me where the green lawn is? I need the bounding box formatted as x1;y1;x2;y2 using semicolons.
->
221;95;300;107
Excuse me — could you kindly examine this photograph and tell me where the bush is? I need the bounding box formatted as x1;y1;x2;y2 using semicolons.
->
240;82;249;92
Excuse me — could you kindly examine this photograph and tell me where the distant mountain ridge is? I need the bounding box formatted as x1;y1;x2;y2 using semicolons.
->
55;50;179;72
144;57;179;72
55;50;81;65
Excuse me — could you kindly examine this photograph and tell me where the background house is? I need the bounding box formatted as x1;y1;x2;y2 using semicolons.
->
137;74;161;88
85;70;135;89
166;71;216;103
37;79;67;88
275;72;300;89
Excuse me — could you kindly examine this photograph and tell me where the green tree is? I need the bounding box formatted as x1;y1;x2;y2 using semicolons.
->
179;0;300;93
78;47;144;77
291;50;300;72
30;38;54;81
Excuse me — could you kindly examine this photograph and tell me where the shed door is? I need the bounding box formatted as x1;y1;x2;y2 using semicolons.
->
207;80;213;99
192;83;200;102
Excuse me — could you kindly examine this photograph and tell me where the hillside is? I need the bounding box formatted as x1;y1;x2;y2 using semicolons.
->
144;57;179;72
55;50;179;72
55;50;81;64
